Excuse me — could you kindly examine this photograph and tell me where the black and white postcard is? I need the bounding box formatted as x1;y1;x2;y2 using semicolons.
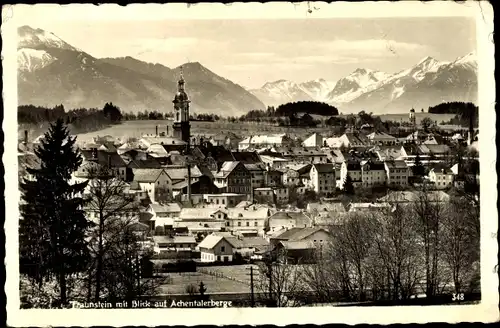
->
3;1;497;326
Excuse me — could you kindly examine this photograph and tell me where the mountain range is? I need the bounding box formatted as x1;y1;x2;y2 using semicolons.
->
17;26;265;116
17;25;477;116
250;53;477;113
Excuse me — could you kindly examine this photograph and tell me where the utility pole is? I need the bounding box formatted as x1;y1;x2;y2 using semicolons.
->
250;266;255;307
246;265;257;307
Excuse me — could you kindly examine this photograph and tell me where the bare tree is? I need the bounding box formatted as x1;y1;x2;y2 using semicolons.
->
301;241;351;303
371;205;423;301
440;197;480;294
412;187;446;298
331;212;374;301
84;165;141;301
256;249;307;307
98;220;163;306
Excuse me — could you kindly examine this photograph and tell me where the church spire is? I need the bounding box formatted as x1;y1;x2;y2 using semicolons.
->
178;66;185;92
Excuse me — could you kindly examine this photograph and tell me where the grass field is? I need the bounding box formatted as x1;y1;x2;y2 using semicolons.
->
198;264;259;285
158;271;251;295
72;113;458;142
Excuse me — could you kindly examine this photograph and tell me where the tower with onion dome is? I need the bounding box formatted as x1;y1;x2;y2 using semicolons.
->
172;67;191;144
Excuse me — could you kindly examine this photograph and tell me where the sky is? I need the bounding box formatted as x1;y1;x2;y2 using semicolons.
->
9;2;478;89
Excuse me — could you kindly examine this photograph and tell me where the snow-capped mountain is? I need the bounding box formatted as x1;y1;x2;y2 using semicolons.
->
249;78;336;106
339;53;477;113
326;68;391;103
249;80;315;106
18;25;78;51
17;25;264;115
252;53;477;114
17;48;57;72
299;78;336;102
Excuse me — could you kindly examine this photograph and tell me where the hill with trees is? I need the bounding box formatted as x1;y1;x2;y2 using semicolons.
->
18;102;123;135
429;102;478;127
275;101;339;117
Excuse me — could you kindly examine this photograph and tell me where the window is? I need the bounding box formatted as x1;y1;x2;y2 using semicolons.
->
254;222;258;226
221;246;225;252
226;221;230;226
246;222;250;227
216;199;219;205
217;256;221;261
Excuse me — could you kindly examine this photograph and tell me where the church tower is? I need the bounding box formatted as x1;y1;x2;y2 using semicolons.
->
172;67;191;144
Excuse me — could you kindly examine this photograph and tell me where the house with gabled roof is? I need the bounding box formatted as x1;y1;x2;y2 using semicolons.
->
339;132;370;149
270;227;331;264
276;146;328;164
232;151;263;164
164;165;203;185
367;131;398;146
225;235;270;258
146;202;181;219
302;133;323;148
221;206;270;236
131;168;172;203
238;133;292;151
266;211;312;234
76;149;128;180
178;207;227;235
360;159;387;187
198;234;235;263
384;160;410;186
310;163;336;195
212;161;251;195
339;159;362;189
428;164;454;189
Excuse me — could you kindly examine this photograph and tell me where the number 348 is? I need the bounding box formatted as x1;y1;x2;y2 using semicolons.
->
452;293;465;301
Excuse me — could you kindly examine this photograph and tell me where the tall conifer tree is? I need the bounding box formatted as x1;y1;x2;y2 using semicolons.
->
20;119;91;306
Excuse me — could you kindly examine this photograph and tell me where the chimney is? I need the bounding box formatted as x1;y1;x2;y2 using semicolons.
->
24;130;28;145
187;163;192;206
156;125;159;136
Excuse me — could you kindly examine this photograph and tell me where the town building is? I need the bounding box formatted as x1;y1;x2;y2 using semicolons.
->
212;161;252;195
204;193;248;208
384;160;410;186
224;207;270;236
266;211;312;234
270;227;331;264
302;133;324;148
244;163;267;188
310;163;336;195
130;168;172;202
77;148;128;180
238;133;292;150
360;160;387;187
178;208;226;235
367;131;398;146
340;160;362;189
198;234;236;263
428;164;455;189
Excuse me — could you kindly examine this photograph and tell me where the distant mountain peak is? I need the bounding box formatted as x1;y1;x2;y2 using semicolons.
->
353;68;368;74
18;25;78;51
417;56;437;65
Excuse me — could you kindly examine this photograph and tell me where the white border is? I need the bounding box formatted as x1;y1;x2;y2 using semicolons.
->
3;2;498;326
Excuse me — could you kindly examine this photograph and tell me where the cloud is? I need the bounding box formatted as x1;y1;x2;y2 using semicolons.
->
300;39;429;58
235;52;276;59
130;37;228;54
